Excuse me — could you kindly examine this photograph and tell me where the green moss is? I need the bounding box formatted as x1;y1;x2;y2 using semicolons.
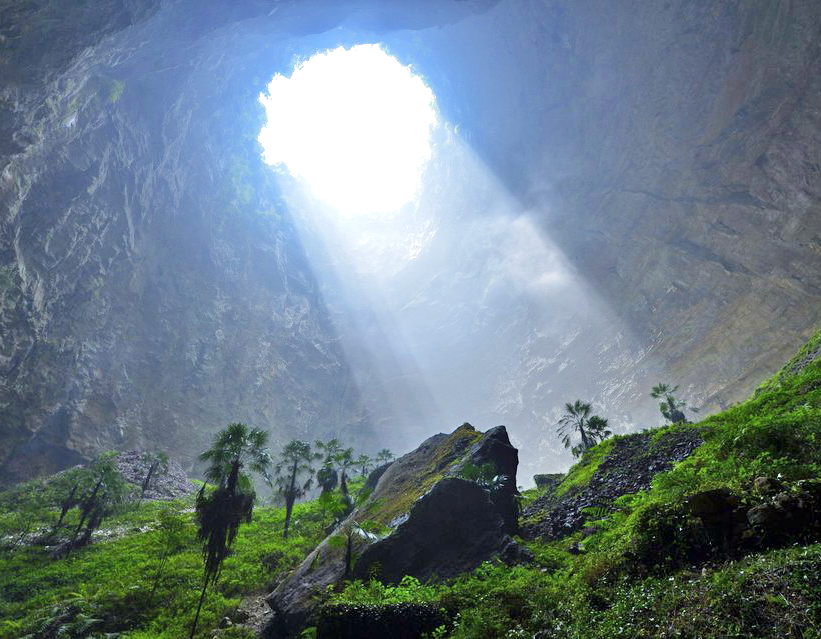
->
361;424;482;527
555;437;616;497
757;327;821;394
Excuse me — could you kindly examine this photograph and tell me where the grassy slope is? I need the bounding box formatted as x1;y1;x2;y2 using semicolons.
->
328;328;821;638
0;494;330;638
1;331;819;638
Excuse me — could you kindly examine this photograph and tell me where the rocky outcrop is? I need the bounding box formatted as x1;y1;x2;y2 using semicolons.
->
264;423;522;638
628;479;821;573
353;477;518;584
523;429;703;540
113;451;194;500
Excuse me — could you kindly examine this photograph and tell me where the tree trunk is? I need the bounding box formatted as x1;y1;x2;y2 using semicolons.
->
140;461;158;504
283;494;295;539
78;505;104;547
53;482;78;533
189;576;209;639
340;471;349;502
283;461;298;539
67;479;101;556
579;427;591;452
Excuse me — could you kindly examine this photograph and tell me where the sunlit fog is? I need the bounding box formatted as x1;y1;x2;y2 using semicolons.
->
258;44;437;216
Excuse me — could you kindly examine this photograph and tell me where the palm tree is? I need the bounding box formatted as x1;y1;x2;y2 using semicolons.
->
354;453;373;478
334;447;355;510
314;439;355;510
556;400;612;458
315;438;343;494
650;383;693;423
271;439;317;539
375;448;394;465
190;423;271;639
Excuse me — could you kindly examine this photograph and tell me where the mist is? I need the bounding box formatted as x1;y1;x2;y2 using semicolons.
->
273;115;668;483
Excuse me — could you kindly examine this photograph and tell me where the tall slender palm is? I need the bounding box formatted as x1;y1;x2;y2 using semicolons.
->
272;439;317;539
355;453;373;477
335;447;355;509
190;423;271;639
556;400;612;458
315;438;343;494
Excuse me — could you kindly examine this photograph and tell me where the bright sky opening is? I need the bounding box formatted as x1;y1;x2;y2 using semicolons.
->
258;44;437;216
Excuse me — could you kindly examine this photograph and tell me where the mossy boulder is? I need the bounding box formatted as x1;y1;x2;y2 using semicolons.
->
353;477;519;584
264;423;520;637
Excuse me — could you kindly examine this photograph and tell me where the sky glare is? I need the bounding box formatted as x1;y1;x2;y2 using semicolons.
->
258;44;438;216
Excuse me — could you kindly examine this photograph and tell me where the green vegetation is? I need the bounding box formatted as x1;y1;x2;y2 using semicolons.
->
0;431;381;638
191;423;271;638
326;329;821;638
650;383;695;423
376;448;395;465
0;498;326;639
2;333;820;638
557;400;612;458
271;440;317;539
554;437;616;497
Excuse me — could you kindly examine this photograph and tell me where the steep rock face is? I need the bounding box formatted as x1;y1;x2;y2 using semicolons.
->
418;0;821;413
353;477;514;584
1;0;502;481
2;0;820;482
265;423;521;637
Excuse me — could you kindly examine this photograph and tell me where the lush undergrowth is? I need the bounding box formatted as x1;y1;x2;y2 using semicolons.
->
2;331;819;638
326;329;821;638
0;495;329;638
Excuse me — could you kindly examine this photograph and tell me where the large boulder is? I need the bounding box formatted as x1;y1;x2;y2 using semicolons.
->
353;477;514;584
264;423;520;638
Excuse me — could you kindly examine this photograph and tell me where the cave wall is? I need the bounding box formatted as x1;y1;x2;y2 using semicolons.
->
414;0;821;410
1;0;819;481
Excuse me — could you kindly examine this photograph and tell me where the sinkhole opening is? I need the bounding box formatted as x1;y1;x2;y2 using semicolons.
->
258;44;438;217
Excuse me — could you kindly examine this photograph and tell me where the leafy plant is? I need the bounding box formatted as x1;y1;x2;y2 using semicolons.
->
271;440;317;539
191;423;271;639
650;383;697;423
557;400;612;458
66;452;132;555
376;449;395;465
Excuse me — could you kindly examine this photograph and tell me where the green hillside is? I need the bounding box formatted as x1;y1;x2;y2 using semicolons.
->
1;330;820;638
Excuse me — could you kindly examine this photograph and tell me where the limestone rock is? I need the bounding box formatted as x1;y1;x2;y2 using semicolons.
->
353;477;512;584
264;423;520;638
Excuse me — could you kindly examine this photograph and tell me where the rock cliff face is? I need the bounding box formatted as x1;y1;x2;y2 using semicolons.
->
2;0;820;481
1;0;495;481
418;0;821;413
